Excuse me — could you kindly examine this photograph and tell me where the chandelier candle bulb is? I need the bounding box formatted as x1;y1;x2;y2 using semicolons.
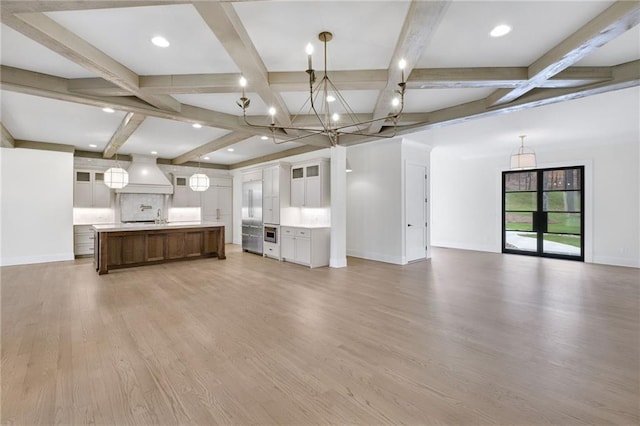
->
239;76;247;97
306;43;314;70
399;58;407;83
269;107;276;125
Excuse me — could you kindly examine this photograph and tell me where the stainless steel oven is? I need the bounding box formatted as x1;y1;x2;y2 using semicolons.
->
264;226;277;243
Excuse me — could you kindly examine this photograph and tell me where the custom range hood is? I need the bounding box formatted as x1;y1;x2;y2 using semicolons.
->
116;154;173;194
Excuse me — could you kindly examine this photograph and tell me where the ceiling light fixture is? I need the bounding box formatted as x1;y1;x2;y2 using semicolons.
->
490;24;511;37
260;136;269;140
189;157;209;192
237;31;407;146
151;36;170;47
204;157;210;160
104;153;128;189
227;148;234;152
102;107;115;113
89;144;97;148
510;135;536;170
192;123;202;129
151;151;158;155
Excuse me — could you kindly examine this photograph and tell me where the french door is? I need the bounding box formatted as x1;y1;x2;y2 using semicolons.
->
502;166;584;261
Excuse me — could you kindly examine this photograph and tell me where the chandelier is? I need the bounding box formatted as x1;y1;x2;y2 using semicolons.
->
237;31;407;146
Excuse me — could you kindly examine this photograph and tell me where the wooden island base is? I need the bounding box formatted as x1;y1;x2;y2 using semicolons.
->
94;225;225;275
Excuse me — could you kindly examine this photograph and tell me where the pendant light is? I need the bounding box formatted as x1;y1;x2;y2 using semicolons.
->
104;152;129;189
189;157;209;192
510;135;536;170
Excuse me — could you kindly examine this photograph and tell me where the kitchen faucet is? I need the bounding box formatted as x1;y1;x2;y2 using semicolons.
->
155;208;166;224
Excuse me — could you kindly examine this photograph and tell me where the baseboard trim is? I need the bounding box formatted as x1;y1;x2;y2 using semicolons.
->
346;249;404;265
431;240;500;253
591;255;639;268
0;253;75;267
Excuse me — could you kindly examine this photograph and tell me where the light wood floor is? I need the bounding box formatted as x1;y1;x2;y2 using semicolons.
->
2;246;638;425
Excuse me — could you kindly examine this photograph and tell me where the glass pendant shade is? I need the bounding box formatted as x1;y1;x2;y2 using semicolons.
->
104;167;129;189
189;173;209;191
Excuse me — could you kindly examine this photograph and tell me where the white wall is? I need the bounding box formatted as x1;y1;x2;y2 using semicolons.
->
1;148;75;266
346;139;403;263
431;140;640;268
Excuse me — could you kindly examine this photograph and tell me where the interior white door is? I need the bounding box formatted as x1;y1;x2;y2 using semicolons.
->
405;163;427;262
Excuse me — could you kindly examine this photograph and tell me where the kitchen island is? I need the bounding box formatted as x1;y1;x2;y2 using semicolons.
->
92;221;225;275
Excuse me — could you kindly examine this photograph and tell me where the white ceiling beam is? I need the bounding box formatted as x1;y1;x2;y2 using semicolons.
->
193;2;293;127
409;67;612;89
102;112;146;158
66;66;613;97
172;132;251;165
368;0;450;134
1;123;16;148
0;1;190;14
2;12;181;112
1;65;331;149
488;0;640;106
229;145;325;170
1;65;252;133
360;60;640;145
269;70;389;92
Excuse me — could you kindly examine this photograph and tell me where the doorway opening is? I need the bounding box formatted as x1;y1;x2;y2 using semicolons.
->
502;166;584;261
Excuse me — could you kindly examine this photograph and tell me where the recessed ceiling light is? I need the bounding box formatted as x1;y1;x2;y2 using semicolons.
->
204;157;210;160
192;123;202;129
89;144;97;148
151;151;158;155
326;95;336;103
490;24;511;37
151;36;170;47
102;107;115;113
260;136;268;140
227;148;235;152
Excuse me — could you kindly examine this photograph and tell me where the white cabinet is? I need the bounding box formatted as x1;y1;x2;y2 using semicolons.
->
290;160;329;207
74;170;111;208
263;164;290;224
74;225;95;256
172;175;201;208
280;226;330;268
202;178;233;243
263;241;280;259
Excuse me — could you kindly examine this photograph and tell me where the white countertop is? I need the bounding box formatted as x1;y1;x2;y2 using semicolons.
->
92;221;226;232
280;224;331;229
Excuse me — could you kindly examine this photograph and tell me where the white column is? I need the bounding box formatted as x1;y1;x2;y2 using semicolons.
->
330;145;347;267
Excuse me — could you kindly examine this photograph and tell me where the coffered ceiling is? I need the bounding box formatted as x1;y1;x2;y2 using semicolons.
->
1;1;639;168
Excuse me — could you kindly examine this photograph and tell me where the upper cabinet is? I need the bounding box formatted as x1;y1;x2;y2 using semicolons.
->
263;164;291;225
171;174;201;208
290;160;330;208
74;170;111;208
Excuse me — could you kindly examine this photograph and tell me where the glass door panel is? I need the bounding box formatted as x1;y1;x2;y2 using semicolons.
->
503;166;584;261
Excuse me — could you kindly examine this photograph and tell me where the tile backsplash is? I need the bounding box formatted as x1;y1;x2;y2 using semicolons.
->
120;193;165;222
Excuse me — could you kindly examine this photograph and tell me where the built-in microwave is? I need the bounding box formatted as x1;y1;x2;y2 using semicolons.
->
264;226;277;243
